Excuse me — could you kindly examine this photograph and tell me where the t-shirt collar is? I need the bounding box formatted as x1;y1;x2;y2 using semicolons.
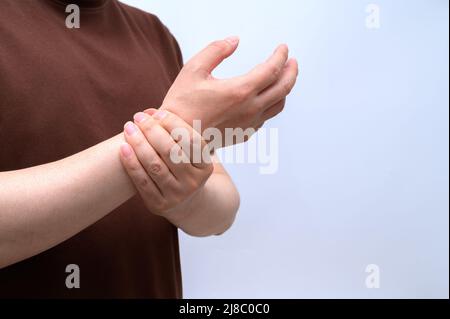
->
49;0;111;9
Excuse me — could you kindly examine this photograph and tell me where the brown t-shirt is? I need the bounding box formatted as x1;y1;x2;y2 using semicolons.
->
0;0;183;298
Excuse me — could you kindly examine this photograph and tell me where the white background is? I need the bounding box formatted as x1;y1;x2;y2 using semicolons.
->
123;0;449;298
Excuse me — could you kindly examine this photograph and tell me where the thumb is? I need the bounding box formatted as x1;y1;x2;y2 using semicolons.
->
186;36;240;76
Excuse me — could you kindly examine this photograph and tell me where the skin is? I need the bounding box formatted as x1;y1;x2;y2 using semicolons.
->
162;37;298;141
0;37;298;269
120;109;238;236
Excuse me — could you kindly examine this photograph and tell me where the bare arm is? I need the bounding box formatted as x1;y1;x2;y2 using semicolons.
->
0;130;237;268
0;133;134;268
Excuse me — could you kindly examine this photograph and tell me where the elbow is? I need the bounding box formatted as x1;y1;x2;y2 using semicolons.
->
214;188;240;236
181;184;241;238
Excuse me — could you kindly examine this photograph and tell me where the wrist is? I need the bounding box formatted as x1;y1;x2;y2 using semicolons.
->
160;104;213;133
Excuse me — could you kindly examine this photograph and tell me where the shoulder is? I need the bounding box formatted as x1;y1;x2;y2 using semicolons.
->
116;2;175;42
115;1;183;68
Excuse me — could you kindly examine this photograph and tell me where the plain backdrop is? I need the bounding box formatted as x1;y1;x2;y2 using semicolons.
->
122;0;449;298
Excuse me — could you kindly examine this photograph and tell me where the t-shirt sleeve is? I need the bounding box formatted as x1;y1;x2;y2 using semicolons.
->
170;34;184;70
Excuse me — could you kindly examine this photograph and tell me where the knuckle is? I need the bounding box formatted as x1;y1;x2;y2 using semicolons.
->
190;133;204;150
277;103;286;114
267;104;285;119
148;162;163;175
175;188;189;203
246;103;260;117
231;87;249;102
166;185;186;205
142;122;156;135
240;81;254;96
122;158;141;173
186;176;201;190
186;133;196;146
254;99;266;112
172;145;187;163
162;143;176;159
153;198;168;213
127;160;141;172
131;136;145;148
266;63;281;80
283;81;293;95
136;176;150;189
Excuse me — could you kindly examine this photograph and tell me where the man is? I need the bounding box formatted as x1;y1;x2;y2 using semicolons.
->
0;0;298;298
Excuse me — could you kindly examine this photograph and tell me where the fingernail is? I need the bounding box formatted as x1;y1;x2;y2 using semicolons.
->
124;122;137;135
153;110;168;120
120;143;133;158
144;108;157;115
133;112;148;123
225;36;239;45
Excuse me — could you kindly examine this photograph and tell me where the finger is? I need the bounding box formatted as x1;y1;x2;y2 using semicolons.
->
144;108;157;116
256;58;298;108
119;142;164;205
236;44;289;93
124;121;176;192
133;112;196;179
185;36;240;76
151;109;212;169
261;98;286;121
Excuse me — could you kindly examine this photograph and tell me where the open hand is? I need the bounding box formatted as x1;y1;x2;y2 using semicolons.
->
161;37;299;146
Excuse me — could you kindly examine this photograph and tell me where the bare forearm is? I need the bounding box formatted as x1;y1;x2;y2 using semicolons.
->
0;134;136;268
167;170;240;237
